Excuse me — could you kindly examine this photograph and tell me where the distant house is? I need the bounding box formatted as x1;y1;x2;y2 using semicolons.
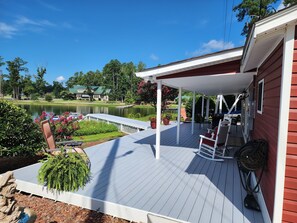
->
69;85;111;101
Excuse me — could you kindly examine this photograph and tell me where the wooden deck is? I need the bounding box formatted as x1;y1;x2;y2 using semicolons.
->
13;123;264;223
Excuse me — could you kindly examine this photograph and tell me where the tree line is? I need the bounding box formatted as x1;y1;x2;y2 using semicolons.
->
0;56;145;101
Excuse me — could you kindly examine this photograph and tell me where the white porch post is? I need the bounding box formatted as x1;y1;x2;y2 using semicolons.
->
215;95;220;113
177;87;182;145
156;80;162;159
235;94;238;111
222;95;230;111
206;97;210;121
191;91;196;135
219;94;223;114
201;95;205;117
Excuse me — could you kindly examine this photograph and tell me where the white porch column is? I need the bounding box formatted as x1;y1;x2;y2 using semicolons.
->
156;80;162;159
206;97;210;121
234;94;238;111
201;95;205;117
177;87;182;145
222;95;229;111
219;94;223;114
191;91;196;135
215;95;220;113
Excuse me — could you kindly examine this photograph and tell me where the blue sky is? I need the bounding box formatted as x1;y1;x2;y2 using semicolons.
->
0;0;284;84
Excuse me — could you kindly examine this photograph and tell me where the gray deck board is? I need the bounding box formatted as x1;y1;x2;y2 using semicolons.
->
177;160;212;221
12;123;264;223
167;158;207;219
210;162;227;223
198;162;222;223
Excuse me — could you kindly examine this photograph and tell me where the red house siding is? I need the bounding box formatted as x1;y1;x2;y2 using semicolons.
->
157;60;241;79
252;42;283;219
283;27;297;223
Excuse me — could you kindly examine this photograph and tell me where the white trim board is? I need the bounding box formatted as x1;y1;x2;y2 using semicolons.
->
16;179;188;223
273;25;295;223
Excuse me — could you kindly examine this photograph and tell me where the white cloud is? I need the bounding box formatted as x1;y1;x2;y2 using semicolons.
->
16;16;55;27
0;22;17;38
150;53;159;61
0;15;56;38
188;39;235;56
56;76;65;82
39;20;55;27
277;0;285;11
38;1;61;12
62;22;73;29
16;16;39;26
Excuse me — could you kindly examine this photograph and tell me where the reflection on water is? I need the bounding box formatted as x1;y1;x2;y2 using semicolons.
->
18;104;155;119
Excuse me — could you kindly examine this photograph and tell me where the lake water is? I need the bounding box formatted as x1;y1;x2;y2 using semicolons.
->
18;104;155;119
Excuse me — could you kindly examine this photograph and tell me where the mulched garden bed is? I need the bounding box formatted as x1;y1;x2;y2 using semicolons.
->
15;192;133;223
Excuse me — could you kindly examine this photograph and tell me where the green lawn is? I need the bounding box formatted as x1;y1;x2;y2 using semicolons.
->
73;132;125;143
11;99;125;107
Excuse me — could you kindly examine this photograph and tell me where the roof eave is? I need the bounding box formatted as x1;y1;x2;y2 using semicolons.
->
241;4;297;72
136;47;243;79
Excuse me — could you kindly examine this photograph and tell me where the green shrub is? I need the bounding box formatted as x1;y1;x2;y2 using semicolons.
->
0;100;44;157
45;93;53;102
60;91;75;100
124;90;135;104
127;113;142;119
135;113;141;118
74;120;118;136
38;152;91;192
31;93;39;100
127;113;135;118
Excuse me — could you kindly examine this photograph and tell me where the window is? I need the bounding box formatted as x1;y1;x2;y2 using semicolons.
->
257;79;264;114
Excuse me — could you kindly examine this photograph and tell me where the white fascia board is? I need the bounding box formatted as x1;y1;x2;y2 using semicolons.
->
240;35;256;72
241;5;297;72
255;5;297;37
136;48;243;78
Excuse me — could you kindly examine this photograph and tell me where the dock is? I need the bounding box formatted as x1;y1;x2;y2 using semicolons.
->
85;113;150;134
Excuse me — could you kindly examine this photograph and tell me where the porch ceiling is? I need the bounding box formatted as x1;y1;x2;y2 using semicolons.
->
160;72;255;95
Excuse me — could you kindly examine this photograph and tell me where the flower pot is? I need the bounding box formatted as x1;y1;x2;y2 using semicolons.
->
163;118;170;125
151;120;156;129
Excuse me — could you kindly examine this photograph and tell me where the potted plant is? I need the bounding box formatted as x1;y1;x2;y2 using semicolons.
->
150;117;156;129
162;114;171;125
38;151;91;192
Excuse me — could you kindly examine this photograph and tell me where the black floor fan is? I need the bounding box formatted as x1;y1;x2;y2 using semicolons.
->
234;139;268;211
